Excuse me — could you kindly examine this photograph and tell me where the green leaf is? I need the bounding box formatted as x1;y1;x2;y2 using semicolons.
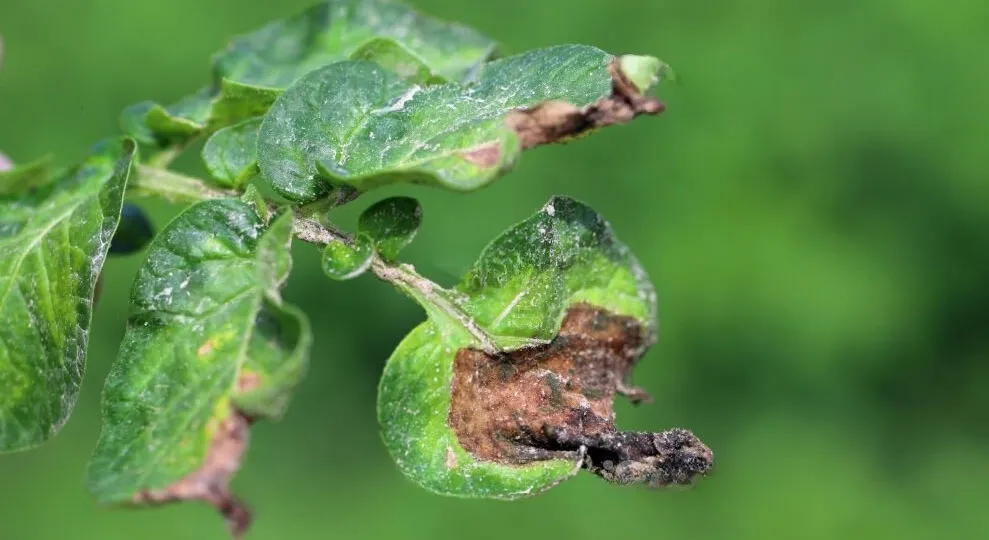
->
377;196;711;499
257;45;664;201
124;0;497;146
454;197;655;339
0;155;54;196
240;184;271;222
0;138;136;452
350;38;446;86
619;55;668;94
122;85;275;147
120;102;158;146
86;200;310;531
202;117;262;188
358;196;422;261
206;80;281;132
142;88;214;144
213;0;496;88
322;234;374;280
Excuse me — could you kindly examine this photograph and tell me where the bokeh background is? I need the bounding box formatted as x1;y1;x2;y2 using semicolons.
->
2;0;988;538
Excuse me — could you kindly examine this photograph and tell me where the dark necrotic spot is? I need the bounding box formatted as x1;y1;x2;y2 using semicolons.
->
448;303;713;486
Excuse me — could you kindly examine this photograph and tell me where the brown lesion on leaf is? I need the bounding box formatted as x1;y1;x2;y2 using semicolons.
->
459;142;502;168
448;303;713;487
131;374;262;539
236;370;262;392
505;59;665;150
198;337;218;357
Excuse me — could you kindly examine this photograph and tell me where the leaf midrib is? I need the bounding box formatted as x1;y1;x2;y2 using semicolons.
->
122;284;262;493
0;205;78;333
120;218;283;494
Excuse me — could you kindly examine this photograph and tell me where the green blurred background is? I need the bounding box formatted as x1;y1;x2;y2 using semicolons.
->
2;0;988;538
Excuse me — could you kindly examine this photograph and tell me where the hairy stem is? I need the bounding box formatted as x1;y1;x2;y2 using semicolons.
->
128;166;354;252
370;259;499;354
130;165;237;203
291;215;348;245
292;216;499;354
145;145;186;168
129;166;493;352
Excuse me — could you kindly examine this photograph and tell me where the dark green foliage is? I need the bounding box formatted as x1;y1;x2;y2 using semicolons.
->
0;1;686;537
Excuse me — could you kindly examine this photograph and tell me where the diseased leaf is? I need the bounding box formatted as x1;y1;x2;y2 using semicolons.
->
358;196;422;261
0;138;136;452
257;45;665;201
202;118;262;188
322;234;374;280
378;196;712;498
87;200;311;535
124;0;497;146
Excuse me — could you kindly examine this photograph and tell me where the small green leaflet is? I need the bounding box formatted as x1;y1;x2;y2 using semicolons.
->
202;118;262;188
377;196;657;498
358;196;422;261
123;0;497;146
322;234;375;280
257;45;664;201
0;138;136;452
321;196;423;280
87;200;311;521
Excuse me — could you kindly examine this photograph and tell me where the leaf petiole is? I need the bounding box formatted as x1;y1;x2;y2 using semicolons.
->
370;258;499;354
145;144;186;168
130;165;237;203
294;214;499;353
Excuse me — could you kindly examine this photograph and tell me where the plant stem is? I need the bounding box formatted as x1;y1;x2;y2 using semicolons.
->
292;217;499;354
291;215;349;245
128;165;495;351
145;145;185;168
130;165;353;248
130;165;237;203
370;258;499;354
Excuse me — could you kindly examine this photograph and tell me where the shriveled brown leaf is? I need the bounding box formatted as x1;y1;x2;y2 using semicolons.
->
506;59;664;149
449;304;712;486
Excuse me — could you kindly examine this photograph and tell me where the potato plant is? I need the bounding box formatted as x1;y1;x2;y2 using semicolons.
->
0;1;712;537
